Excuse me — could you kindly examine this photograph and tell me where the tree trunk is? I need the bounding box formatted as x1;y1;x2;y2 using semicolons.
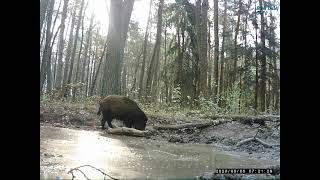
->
164;20;169;103
219;0;227;107
67;0;85;88
53;51;58;88
62;1;78;87
213;0;219;101
103;0;134;96
122;66;127;96
81;14;94;96
145;0;164;102
207;21;212;96
233;0;242;86
243;0;252;107
55;0;70;90
103;0;122;96
46;25;61;92
85;35;93;97
90;41;107;96
40;0;55;94
130;51;142;94
74;10;86;94
119;0;135;94
259;0;267;112
138;0;153;100
197;0;208;97
254;1;259;111
40;0;49;38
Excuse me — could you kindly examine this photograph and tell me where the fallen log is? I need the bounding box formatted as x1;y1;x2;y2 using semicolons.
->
153;119;231;130
202;115;280;126
106;127;150;137
236;137;278;148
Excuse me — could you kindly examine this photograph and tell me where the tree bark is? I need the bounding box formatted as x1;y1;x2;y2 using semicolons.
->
40;0;55;94
145;0;164;102
254;1;259;111
90;41;107;96
67;0;85;87
81;14;94;96
233;0;242;86
40;0;49;38
46;25;61;92
62;1;78;87
259;0;267;112
55;0;70;89
218;0;227;107
103;0;134;96
197;0;209;97
138;0;153;100
213;0;219;101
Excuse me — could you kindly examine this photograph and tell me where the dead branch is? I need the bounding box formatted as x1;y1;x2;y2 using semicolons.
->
205;115;279;121
107;127;149;137
67;164;119;180
236;137;277;148
153;119;231;130
202;115;280;126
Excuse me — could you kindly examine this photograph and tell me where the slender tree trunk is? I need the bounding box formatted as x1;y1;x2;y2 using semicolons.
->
254;2;259;111
213;0;219;101
85;35;93;97
175;18;182;91
53;51;58;88
67;0;85;87
233;0;242;86
56;0;70;89
46;25;61;92
40;0;55;94
198;0;209;97
259;0;267;112
164;20;169;103
40;0;49;38
62;1;78;87
81;15;94;94
138;0;153;100
74;12;85;85
145;0;164;102
207;21;212;96
219;0;227;107
131;51;142;94
243;0;252;107
90;41;107;96
122;66;127;96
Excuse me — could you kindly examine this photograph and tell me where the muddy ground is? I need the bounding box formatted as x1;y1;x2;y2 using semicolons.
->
40;102;280;179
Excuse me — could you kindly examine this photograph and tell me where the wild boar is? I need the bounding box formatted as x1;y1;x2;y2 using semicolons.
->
97;95;148;130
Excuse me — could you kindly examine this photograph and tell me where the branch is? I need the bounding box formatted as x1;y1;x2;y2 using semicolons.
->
107;127;150;137
153;119;231;130
67;164;119;180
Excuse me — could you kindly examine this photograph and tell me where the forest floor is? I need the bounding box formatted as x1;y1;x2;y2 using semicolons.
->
40;101;280;178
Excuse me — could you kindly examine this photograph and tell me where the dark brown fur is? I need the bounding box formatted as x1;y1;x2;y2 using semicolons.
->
97;95;148;130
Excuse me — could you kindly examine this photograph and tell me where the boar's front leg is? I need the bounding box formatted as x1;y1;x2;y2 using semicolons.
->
102;111;113;129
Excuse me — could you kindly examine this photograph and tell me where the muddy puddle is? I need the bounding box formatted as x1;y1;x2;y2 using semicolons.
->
40;126;279;179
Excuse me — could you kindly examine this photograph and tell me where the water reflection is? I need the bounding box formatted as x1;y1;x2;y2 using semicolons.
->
41;127;279;179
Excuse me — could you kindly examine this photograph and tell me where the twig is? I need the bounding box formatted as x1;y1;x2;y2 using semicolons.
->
68;164;119;180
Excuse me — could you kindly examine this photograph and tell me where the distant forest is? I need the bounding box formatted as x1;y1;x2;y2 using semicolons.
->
40;0;280;114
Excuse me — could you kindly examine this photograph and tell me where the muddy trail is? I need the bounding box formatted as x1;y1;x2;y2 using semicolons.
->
40;102;280;179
